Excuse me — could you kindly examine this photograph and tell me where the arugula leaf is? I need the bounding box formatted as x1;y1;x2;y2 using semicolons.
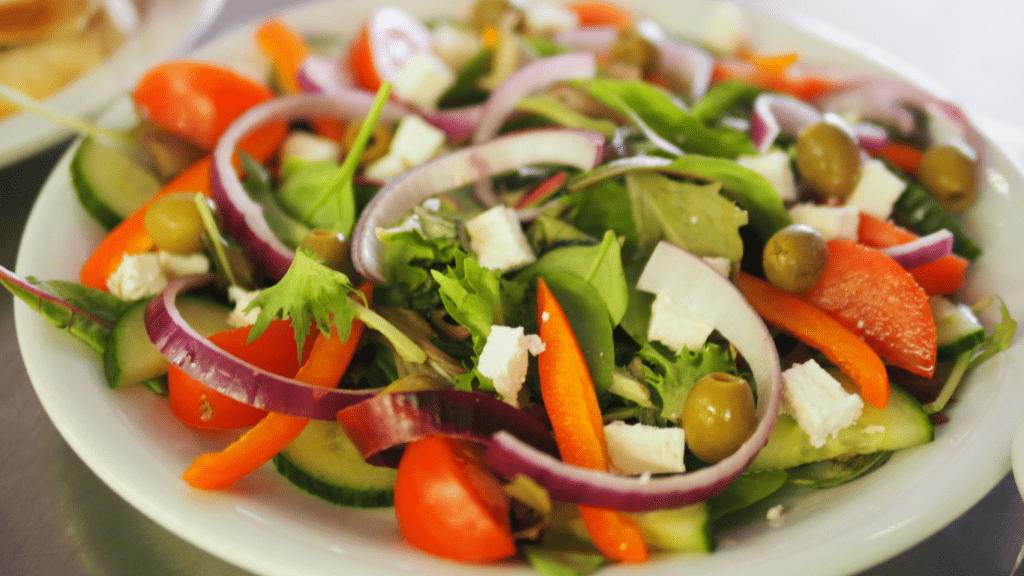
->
247;249;363;359
526;214;595;254
637;341;736;424
691;79;762;125
514;94;618;138
626;172;748;262
431;253;505;353
578;78;755;158
377;225;466;311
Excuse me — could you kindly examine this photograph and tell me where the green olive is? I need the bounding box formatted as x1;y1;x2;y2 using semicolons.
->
795;119;862;201
144;192;207;254
298;229;356;276
916;142;977;213
609;27;658;74
762;224;829;293
682;372;757;463
342;122;393;166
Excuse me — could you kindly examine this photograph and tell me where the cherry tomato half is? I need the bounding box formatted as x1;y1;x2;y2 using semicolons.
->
347;6;432;92
393;436;516;562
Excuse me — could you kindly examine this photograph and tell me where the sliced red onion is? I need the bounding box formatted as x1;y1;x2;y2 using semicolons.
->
297;54;352;94
421;104;485;143
552;25;618;53
472;52;598;143
351;128;606;282
880;229;954;269
852;122;889;152
750;93;821;153
212;93;407;281
144;274;378;419
487;241;783;511
336;390;559;467
657;39;715;103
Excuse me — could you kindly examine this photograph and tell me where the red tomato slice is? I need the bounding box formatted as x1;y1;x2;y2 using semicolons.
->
133;61;276;150
347;6;431;92
801;239;937;378
393;436;516;563
167;319;308;429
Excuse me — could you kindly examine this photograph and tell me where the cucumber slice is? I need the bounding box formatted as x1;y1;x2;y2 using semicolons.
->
891;176;981;260
931;296;986;360
71;135;162;230
632;502;712;553
748;384;933;471
273;419;397;508
103;296;232;389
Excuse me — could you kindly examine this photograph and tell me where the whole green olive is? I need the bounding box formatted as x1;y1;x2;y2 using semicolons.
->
342;123;393;166
682;372;757;463
916;141;977;213
795;119;862;201
762;224;829;293
298;229;356;277
144;192;207;254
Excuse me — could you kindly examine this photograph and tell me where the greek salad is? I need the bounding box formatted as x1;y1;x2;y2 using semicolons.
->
2;0;1017;573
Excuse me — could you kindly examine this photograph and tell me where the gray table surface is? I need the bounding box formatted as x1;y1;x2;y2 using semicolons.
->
2;1;1023;575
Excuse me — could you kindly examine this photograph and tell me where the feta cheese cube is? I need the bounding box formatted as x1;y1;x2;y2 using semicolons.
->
431;22;482;72
227;286;263;328
465;206;537;272
364;115;447;180
647;291;714;354
525;2;580;35
392;51;456;112
107;253;168;300
736;150;798;202
787;202;860;241
781;359;864;448
281;130;341;164
701;256;732;277
604;421;686;475
477;325;545;405
158;251;210;278
698;1;750;56
845;159;906;219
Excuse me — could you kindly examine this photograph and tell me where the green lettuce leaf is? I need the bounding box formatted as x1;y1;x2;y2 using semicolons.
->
637;341;736;425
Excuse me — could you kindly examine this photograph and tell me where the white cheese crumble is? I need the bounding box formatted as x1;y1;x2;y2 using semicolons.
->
701;256;732;277
431;22;482;72
845;159;907;219
107;253;168;300
604;421;686;475
465;205;537;272
647;290;714;354
766;504;785;527
525;2;579;35
788;202;860;241
227;286;263;328
280;130;341;164
735;150;798;202
392;51;456;112
698;1;750;56
364;115;447;181
158;251;210;278
476;325;545;405
781;359;863;448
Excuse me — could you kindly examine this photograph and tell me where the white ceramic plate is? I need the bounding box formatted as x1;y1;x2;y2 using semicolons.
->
0;0;227;167
13;1;1024;575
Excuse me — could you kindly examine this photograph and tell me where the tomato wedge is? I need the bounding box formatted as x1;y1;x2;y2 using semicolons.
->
347;6;432;92
393;436;516;563
167;319;310;429
133;61;276;150
801;239;937;378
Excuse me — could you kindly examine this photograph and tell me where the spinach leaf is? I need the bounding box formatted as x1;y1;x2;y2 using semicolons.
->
238;153;310;249
564;178;639;255
708;469;788;520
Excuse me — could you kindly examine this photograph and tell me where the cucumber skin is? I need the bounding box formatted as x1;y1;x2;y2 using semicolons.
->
71;136;161;231
273;453;394;508
748;385;933;472
891;179;981;260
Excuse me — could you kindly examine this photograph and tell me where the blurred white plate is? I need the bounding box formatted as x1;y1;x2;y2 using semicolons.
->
0;0;226;167
13;0;1024;575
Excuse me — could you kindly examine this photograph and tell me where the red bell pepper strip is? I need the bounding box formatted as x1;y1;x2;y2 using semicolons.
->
535;277;649;563
857;213;968;296
565;1;635;28
874;142;924;176
181;283;371;490
737;272;890;409
712;55;850;101
800;239;937;379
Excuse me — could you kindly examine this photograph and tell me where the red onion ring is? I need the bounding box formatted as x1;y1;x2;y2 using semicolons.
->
552;25;618;53
351;128;607;282
487;242;783;511
751;92;889;153
144;274;378;419
472;52;598;143
296;54;352;94
336;389;559;467
421;104;485;143
211;93;407;281
880;229;954;269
